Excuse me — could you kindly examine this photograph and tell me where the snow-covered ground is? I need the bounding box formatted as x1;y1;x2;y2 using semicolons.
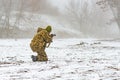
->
0;39;120;80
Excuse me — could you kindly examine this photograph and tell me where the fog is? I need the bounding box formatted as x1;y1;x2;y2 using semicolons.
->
0;0;119;39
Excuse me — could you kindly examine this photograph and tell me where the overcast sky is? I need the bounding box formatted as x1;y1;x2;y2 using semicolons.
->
50;0;68;6
49;0;68;11
49;0;93;12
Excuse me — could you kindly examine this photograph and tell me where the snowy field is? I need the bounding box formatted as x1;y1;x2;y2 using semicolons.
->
0;39;120;80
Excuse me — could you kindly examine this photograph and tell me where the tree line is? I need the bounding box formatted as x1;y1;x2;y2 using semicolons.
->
0;0;119;38
0;0;58;38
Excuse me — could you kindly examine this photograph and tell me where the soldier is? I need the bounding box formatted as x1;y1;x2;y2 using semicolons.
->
30;25;53;62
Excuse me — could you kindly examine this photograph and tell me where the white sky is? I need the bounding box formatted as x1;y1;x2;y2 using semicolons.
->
49;0;68;6
49;0;69;11
49;0;93;12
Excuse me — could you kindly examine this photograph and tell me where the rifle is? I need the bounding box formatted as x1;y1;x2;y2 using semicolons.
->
46;34;56;48
50;34;56;37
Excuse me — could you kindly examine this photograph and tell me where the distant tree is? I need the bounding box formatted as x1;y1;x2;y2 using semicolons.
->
0;0;59;38
65;0;89;31
64;0;107;36
2;0;12;37
14;0;25;27
96;0;120;30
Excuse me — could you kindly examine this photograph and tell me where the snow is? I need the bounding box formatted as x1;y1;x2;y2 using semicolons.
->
0;39;120;80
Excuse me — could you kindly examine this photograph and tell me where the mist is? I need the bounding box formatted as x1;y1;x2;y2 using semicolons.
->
0;0;119;39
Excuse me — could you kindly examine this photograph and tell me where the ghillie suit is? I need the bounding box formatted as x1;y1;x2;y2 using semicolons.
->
30;26;53;62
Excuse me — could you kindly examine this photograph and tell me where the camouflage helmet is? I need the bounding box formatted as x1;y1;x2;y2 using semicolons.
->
46;25;52;32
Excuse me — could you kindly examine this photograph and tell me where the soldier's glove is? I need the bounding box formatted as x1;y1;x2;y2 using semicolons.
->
46;34;56;48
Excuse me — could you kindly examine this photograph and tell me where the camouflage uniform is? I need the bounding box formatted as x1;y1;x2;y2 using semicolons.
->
30;27;52;61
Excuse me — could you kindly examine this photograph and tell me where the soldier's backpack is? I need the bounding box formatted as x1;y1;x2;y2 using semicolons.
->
37;27;43;33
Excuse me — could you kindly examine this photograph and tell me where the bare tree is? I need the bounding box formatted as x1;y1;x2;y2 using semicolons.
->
2;0;12;37
65;0;89;31
0;0;59;38
63;0;108;37
96;0;120;30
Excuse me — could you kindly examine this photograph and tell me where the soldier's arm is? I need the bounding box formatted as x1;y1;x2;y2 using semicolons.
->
40;30;52;43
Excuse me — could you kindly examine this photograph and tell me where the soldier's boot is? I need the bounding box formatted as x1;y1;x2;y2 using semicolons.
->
31;55;38;62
